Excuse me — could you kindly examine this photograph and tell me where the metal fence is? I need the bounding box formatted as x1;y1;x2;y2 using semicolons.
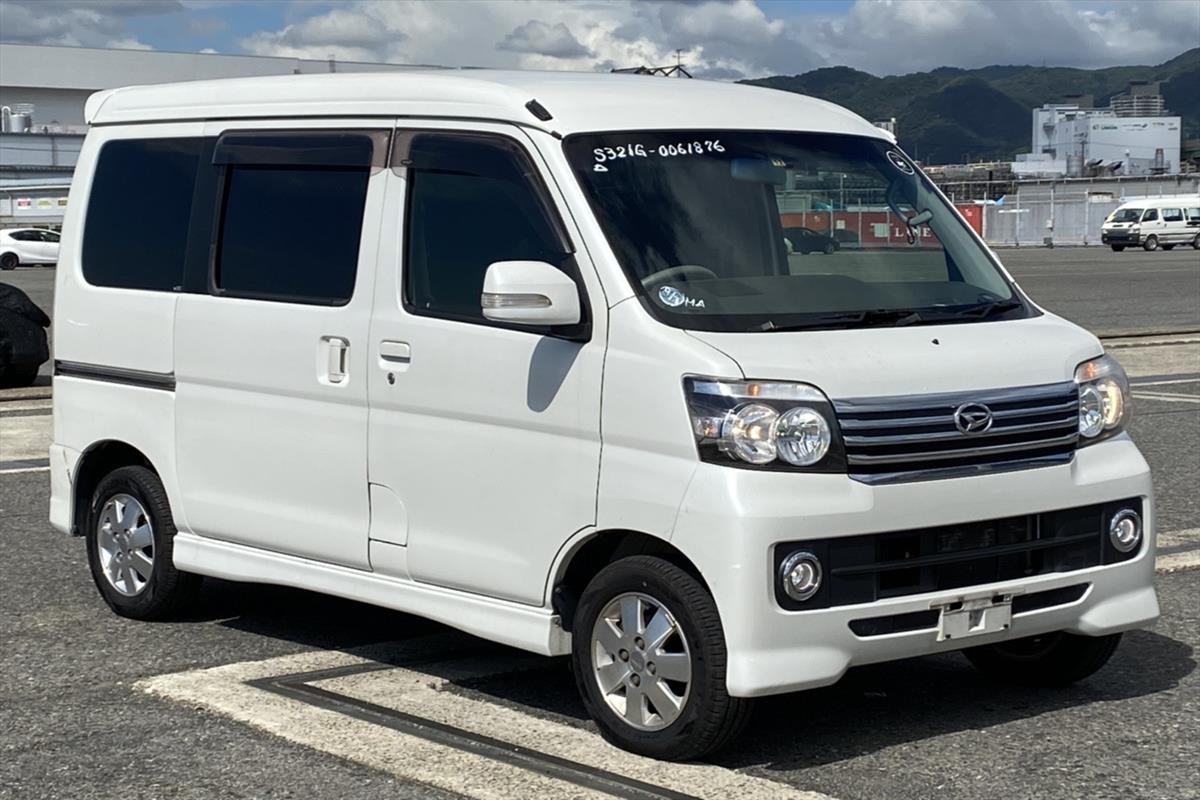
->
937;175;1200;247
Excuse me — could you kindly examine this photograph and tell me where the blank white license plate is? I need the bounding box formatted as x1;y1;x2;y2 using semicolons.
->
936;595;1013;642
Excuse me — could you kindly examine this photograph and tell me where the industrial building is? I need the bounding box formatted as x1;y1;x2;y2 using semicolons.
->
0;42;421;226
1015;82;1182;178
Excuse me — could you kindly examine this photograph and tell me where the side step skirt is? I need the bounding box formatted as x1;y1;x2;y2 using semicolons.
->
172;532;571;656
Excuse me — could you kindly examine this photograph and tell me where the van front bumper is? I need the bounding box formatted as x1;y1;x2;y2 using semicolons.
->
1102;230;1140;245
670;434;1158;698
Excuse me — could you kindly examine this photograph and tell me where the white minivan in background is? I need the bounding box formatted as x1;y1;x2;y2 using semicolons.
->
1101;196;1200;252
51;71;1158;761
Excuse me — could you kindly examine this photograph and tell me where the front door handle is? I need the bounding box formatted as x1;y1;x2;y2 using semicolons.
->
379;340;412;364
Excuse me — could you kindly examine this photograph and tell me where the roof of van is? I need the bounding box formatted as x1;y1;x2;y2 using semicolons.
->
84;69;890;140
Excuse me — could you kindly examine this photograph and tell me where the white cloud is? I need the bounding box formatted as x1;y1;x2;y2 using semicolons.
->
2;0;1196;78
498;20;593;59
0;0;178;48
105;36;154;51
235;0;825;78
808;0;1200;75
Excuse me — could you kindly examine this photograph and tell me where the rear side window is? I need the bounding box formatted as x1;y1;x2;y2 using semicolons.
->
402;132;571;322
83;137;203;291
212;132;375;305
1162;208;1183;222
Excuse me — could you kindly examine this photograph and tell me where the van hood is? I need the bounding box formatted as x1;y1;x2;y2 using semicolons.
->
687;313;1102;399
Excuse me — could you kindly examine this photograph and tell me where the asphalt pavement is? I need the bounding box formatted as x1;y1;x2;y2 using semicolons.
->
1;467;1197;800
1;248;1198;800
998;246;1200;337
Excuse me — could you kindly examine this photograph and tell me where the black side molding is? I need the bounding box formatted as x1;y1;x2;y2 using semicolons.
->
54;361;176;391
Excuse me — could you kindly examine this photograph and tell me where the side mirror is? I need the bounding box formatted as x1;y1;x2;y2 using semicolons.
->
481;260;581;326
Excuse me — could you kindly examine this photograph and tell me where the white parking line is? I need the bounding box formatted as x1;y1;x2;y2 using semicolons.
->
1131;377;1200;387
1156;551;1200;573
1131;391;1200;404
1157;528;1199;549
138;637;833;800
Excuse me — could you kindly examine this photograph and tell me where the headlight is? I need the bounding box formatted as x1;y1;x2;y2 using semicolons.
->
775;407;832;466
1129;225;1140;233
1074;354;1130;445
684;378;845;471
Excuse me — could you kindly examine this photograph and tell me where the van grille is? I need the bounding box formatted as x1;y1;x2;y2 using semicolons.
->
834;381;1080;484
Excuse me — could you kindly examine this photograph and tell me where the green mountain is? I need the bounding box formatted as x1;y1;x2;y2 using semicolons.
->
743;48;1200;164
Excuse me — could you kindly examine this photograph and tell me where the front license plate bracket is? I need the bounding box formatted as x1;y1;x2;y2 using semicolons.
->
934;594;1014;642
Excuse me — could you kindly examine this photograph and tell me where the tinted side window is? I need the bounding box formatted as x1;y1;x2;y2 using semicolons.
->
1162;208;1183;222
213;133;374;305
83;137;203;290
1142;209;1158;222
1187;208;1200;222
403;133;571;322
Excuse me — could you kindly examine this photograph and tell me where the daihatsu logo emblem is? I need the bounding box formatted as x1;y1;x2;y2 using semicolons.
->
954;402;994;435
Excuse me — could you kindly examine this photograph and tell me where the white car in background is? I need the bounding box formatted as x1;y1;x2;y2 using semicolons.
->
0;227;61;269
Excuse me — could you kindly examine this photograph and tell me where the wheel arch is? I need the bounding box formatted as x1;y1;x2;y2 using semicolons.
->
550;529;710;633
71;440;157;536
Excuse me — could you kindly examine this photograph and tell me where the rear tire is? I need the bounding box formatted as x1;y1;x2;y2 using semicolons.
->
1142;235;1158;251
964;631;1121;687
85;465;200;621
823;242;836;255
572;555;752;761
0;252;17;270
1110;245;1125;252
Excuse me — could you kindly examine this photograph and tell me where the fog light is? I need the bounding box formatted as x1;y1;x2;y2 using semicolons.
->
780;551;822;602
1109;508;1142;553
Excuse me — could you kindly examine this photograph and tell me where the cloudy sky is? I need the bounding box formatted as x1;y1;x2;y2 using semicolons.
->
0;0;1196;79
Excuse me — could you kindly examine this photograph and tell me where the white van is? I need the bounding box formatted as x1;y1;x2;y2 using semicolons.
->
1101;196;1200;252
51;72;1158;761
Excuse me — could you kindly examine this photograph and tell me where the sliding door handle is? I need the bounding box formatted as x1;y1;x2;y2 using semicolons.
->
379;340;412;364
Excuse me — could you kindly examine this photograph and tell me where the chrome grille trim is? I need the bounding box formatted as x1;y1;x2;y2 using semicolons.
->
835;380;1079;484
838;399;1078;429
846;431;1079;465
842;415;1077;446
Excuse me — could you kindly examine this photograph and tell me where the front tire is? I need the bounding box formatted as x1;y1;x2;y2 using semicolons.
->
823;242;837;254
1192;233;1200;250
572;555;752;761
85;465;200;620
964;631;1121;687
1143;235;1158;251
0;252;17;270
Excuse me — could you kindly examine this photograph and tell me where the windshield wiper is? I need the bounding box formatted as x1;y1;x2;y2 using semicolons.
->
755;308;929;332
951;297;1023;319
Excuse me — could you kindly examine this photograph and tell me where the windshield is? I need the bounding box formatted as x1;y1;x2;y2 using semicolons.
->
566;131;1029;332
1110;209;1143;223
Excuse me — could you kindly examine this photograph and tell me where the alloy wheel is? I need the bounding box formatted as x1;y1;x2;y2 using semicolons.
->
96;493;155;596
590;592;692;731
